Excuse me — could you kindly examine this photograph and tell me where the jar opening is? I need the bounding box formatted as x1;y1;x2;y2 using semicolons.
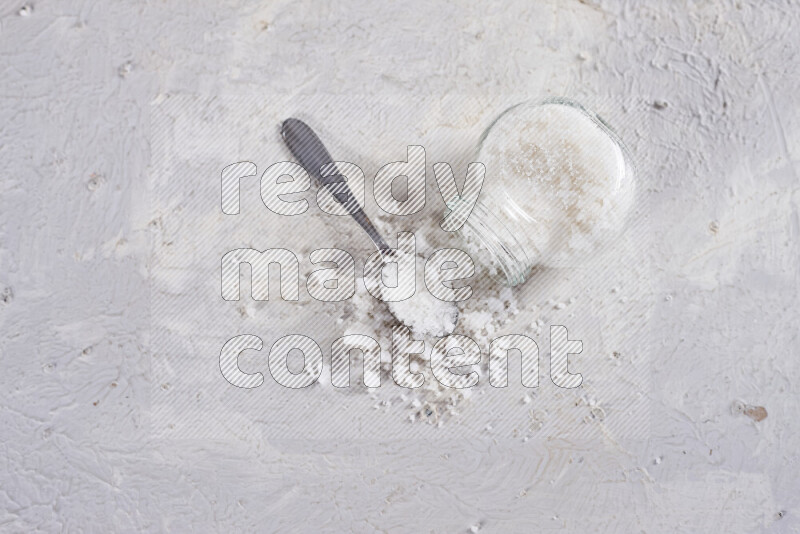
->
457;200;532;287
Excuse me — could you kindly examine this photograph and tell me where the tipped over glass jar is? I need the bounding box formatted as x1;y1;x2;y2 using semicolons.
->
455;98;636;286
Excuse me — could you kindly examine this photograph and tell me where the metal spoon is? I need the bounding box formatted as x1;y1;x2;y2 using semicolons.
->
280;118;458;337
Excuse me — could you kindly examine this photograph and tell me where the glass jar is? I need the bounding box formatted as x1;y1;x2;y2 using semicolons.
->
454;98;636;286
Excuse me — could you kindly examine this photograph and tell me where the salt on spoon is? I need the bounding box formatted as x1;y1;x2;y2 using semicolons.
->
281;118;459;338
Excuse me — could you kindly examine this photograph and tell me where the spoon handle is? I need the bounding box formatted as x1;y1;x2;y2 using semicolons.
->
281;118;391;252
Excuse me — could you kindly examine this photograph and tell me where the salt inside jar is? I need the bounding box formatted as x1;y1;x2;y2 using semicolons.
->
457;98;635;285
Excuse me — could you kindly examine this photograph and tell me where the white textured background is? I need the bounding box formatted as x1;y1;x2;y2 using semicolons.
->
1;0;799;532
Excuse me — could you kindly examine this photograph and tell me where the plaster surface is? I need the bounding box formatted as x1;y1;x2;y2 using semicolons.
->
1;1;798;532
